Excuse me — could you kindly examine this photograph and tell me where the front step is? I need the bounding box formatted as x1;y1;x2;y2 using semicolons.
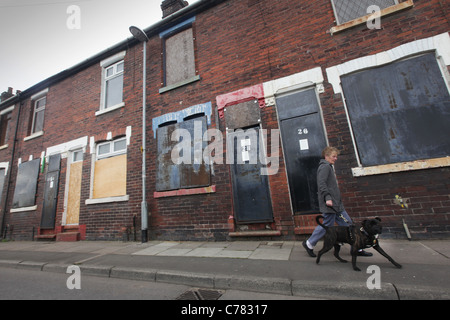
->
56;232;80;242
228;230;281;237
35;234;56;241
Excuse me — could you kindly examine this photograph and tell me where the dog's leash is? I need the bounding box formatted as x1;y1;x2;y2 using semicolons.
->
328;205;351;224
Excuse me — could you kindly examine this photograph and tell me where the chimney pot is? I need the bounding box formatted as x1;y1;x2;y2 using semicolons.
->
161;0;189;19
1;87;15;102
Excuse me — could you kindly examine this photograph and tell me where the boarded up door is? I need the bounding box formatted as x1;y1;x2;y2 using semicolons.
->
41;154;61;229
228;127;273;223
276;88;327;214
66;154;83;225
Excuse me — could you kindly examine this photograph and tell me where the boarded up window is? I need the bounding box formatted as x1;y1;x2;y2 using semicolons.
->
0;111;12;146
164;27;196;86
93;154;127;199
331;0;397;24
156;115;210;191
341;53;450;166
12;159;41;208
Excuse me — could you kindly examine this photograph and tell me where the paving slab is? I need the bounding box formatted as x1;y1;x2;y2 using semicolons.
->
249;248;292;260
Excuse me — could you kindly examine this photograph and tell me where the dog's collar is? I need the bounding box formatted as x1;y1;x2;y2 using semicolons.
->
360;227;369;237
360;227;379;247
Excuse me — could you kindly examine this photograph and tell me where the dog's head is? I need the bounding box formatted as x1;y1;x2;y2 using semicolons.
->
362;217;382;235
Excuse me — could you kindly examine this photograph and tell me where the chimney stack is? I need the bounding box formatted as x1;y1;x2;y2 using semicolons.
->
161;0;189;19
0;87;14;103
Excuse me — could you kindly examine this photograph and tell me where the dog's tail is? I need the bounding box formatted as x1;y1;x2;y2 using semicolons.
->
316;215;327;229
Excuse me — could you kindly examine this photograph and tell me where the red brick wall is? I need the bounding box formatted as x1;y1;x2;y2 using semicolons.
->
144;0;449;239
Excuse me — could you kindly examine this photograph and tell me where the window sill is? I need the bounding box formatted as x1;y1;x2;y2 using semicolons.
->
95;102;125;116
11;205;37;213
24;131;44;141
86;195;129;205
0;144;8;150
330;0;414;35
154;185;216;198
352;156;450;177
159;75;201;94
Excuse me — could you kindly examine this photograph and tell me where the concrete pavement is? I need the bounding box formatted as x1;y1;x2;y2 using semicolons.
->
0;238;449;299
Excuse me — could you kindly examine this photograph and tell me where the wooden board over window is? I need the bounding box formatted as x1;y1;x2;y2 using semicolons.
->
165;27;196;86
93;154;127;199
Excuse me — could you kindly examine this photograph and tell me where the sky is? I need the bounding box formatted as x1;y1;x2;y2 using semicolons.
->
0;0;199;94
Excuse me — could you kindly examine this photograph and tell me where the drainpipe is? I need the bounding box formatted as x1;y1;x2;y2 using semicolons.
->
129;26;149;243
0;93;22;239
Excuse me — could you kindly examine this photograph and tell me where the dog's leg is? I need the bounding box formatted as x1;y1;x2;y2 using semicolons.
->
316;242;333;265
350;246;361;271
373;245;402;269
333;244;347;263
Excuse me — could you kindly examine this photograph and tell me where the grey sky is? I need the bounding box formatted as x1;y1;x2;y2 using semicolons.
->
0;0;198;93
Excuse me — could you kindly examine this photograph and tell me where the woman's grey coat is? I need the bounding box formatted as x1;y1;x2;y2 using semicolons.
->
317;159;345;214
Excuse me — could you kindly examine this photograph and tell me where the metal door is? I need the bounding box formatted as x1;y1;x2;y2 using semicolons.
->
228;126;273;223
41;154;61;229
276;88;327;214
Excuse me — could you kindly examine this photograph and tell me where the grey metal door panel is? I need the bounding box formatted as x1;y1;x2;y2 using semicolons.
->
12;159;41;208
276;88;327;214
279;113;326;213
229;127;273;223
179;116;210;189
276;88;319;120
341;52;450;166
41;154;61;229
156;124;180;191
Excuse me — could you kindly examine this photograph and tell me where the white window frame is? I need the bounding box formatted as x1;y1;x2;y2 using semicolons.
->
32;96;46;134
97;51;126;116
24;88;48;141
96;137;127;160
86;136;129;205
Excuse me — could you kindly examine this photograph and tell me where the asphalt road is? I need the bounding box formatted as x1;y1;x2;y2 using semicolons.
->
0;267;307;301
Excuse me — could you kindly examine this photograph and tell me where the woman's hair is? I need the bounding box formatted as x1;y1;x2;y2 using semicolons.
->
322;146;339;158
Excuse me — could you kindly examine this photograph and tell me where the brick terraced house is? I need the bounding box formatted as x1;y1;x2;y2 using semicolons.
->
0;0;449;241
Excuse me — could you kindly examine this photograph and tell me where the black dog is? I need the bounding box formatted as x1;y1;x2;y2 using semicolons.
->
315;215;402;271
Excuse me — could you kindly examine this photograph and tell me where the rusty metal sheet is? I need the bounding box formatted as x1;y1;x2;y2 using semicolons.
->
224;99;261;130
180;116;210;188
156;123;180;191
